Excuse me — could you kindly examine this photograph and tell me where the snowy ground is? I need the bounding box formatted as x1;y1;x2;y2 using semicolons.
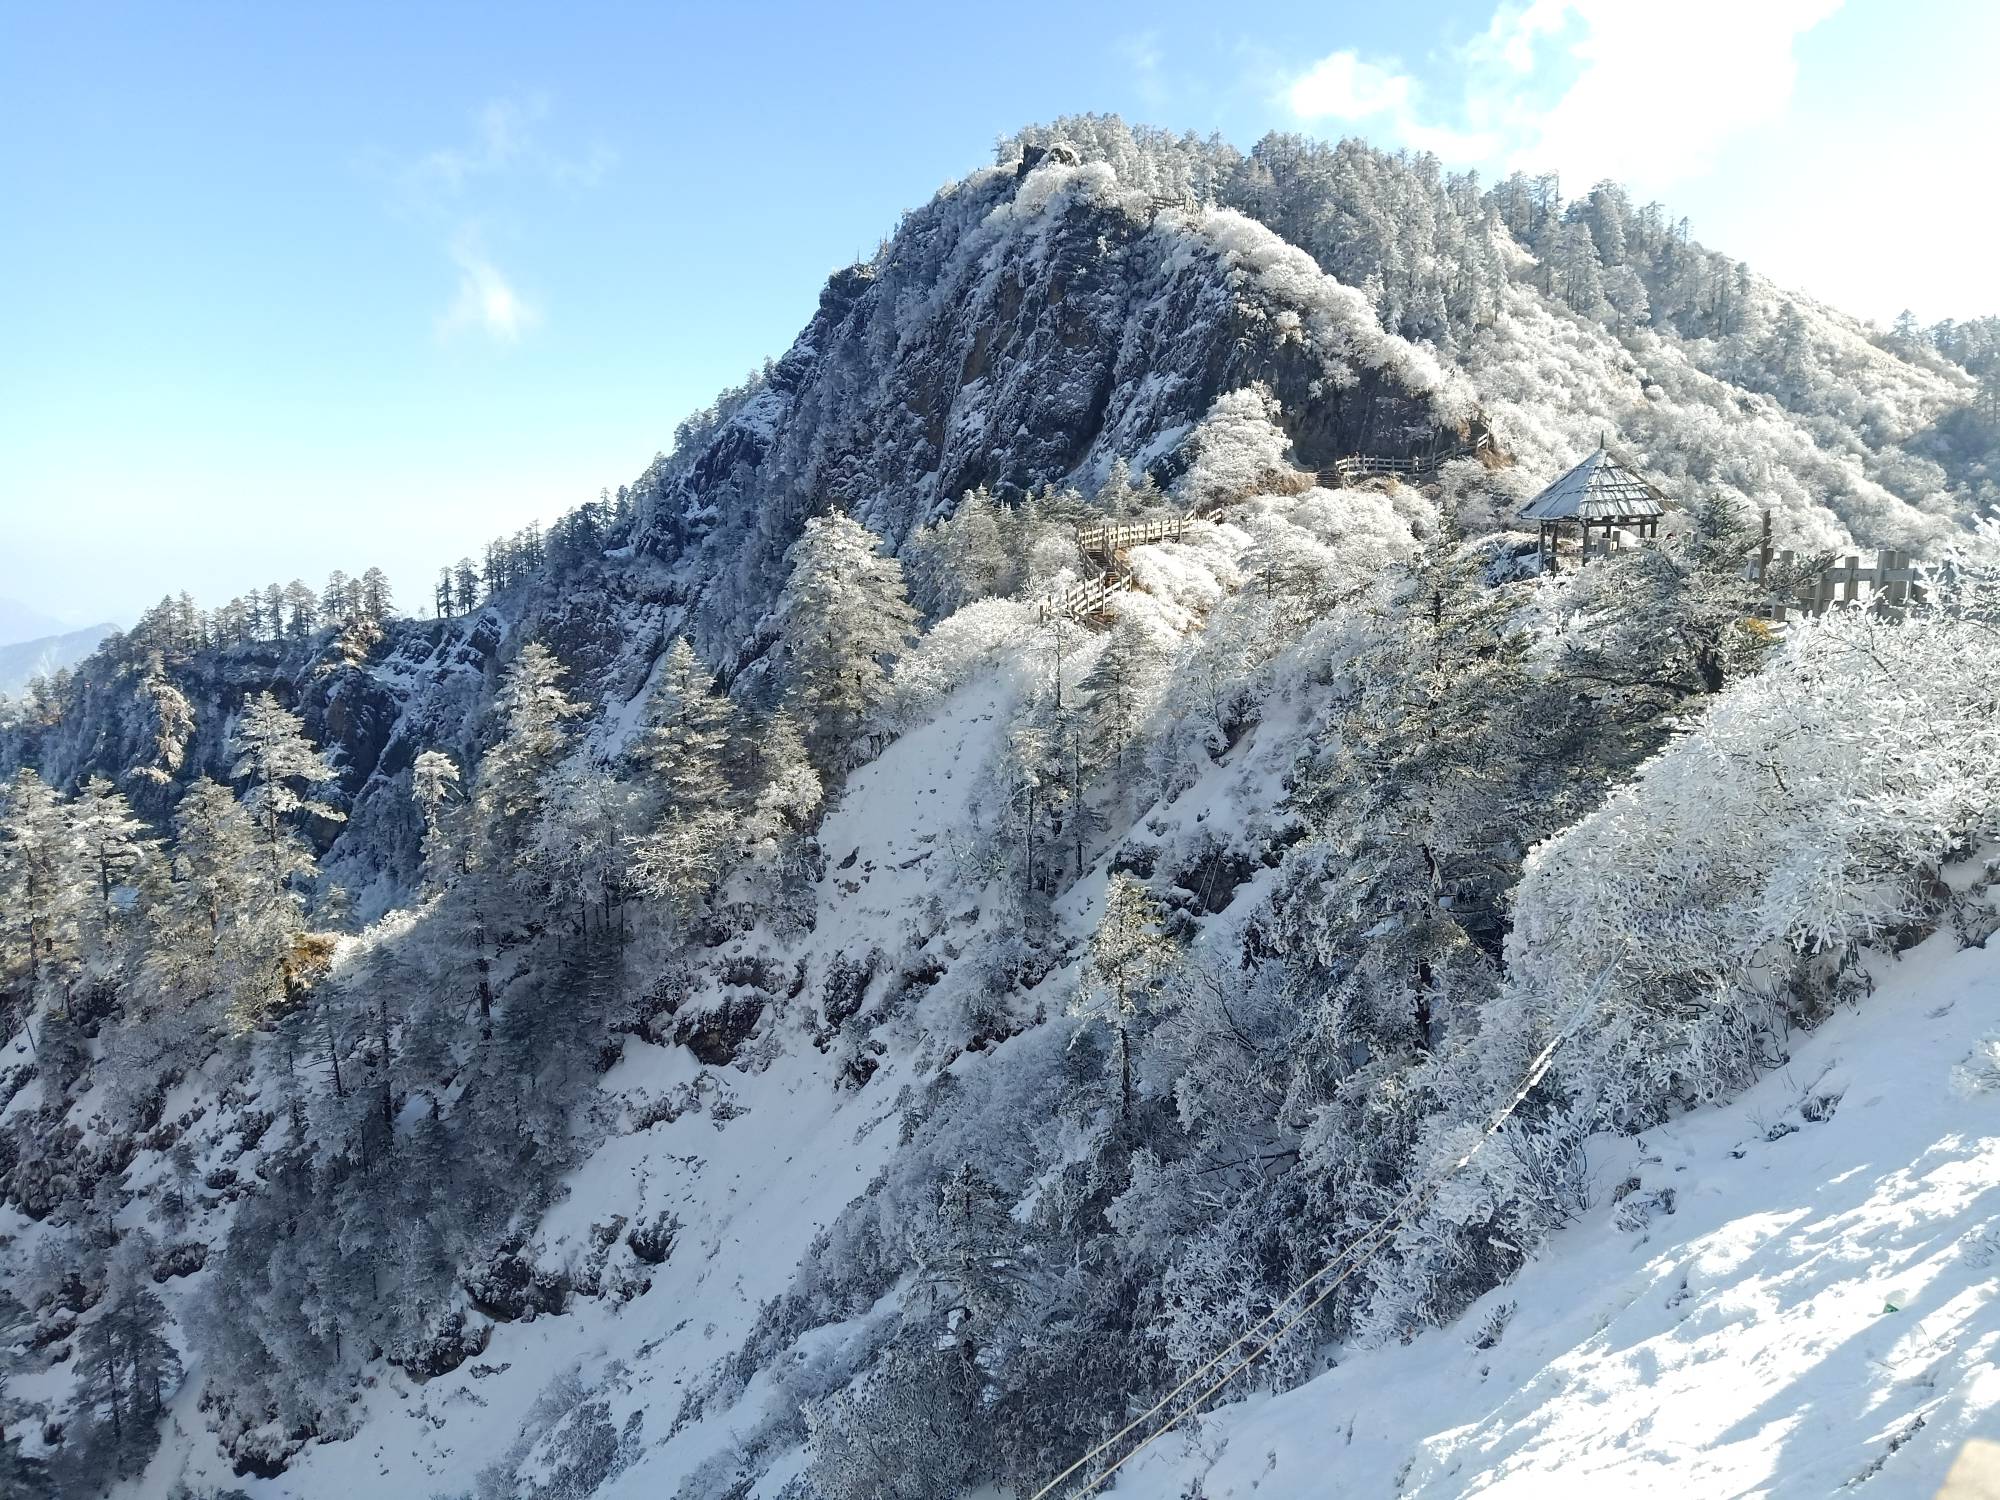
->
92;536;1999;1499
117;671;1025;1498
1120;933;2000;1500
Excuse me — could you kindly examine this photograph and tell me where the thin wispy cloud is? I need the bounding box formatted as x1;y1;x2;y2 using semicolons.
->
1285;0;1841;190
400;94;616;202
376;95;614;347
1117;30;1170;112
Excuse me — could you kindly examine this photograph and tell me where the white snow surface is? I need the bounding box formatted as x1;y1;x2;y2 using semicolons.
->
1118;932;2000;1500
119;729;2000;1499
87;500;2000;1500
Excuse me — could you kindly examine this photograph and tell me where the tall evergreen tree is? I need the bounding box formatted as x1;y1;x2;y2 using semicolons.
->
73;1238;182;1481
229;693;344;893
774;511;920;769
472;642;584;886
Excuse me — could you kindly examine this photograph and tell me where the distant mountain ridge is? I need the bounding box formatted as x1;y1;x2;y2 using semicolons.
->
0;622;118;696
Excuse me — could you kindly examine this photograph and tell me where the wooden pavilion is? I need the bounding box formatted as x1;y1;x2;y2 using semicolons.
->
1521;441;1668;572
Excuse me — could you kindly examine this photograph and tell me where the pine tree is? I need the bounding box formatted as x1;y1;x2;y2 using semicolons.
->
472;643;584;882
1081;612;1174;788
913;1163;1032;1367
530;764;632;932
741;708;823;860
0;769;80;1020
129;650;195;794
1561;494;1775;712
1072;874;1176;1127
774;511;920;769
74;1237;181;1479
1283;524;1535;1055
410;749;466;890
229;693;344;892
0;1288;48;1495
939;488;1012;605
359;567;394;622
631;638;735;813
323;569;354;626
627;637;739;919
283;578;319;638
153;780;267;1028
67;776;156;973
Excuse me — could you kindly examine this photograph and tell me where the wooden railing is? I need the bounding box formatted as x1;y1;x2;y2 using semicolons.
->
1076;512;1190;559
1753;546;1924;621
1039;434;1492;623
1036;569;1130;624
1319;435;1489;488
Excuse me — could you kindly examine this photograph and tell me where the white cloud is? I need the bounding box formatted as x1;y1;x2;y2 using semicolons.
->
437;244;539;344
1479;0;1844;189
1285;48;1499;160
402;94;614;201
1288;50;1412;121
1284;1;1839;190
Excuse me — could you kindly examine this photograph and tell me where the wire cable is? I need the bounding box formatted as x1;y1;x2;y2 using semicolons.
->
1027;965;1616;1500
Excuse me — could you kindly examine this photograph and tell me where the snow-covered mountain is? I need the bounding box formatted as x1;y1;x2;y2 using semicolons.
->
3;119;1999;1499
0;624;118;699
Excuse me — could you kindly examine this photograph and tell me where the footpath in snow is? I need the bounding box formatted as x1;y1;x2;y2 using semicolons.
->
1123;934;2000;1499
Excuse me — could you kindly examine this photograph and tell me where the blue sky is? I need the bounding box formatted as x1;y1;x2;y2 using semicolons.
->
1;0;1992;632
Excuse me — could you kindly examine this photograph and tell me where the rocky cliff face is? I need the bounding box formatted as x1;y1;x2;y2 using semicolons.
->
632;157;1470;661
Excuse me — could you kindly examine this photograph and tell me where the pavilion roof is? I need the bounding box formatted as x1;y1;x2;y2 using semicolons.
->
1519;446;1668;523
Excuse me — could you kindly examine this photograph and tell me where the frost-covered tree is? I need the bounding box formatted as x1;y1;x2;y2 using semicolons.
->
143;776;314;1033
283;578;319;638
72;1236;181;1481
632;637;735;814
358;567;394;622
410;749;466;889
1081;611;1175;790
1560;494;1781;718
229;692;343;891
624;638;742;919
909;488;1014;617
128;650;195;795
68;775;157;978
733;709;823;931
472;642;584;882
1552;217;1609;321
1282;524;1536;1056
774;511;919;768
1072;874;1176;1128
534;763;632;932
0;768;79;1021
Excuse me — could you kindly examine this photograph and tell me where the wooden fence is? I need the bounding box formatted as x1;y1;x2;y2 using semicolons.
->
1075;512;1191;559
1318;434;1491;488
1752;512;1924;620
1036;569;1130;624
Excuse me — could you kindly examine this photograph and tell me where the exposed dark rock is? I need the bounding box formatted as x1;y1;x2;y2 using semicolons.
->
672;997;767;1066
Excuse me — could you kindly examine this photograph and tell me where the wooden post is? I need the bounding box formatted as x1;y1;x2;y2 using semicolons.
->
1842;555;1861;606
1883;549;1907;609
1758;510;1774;581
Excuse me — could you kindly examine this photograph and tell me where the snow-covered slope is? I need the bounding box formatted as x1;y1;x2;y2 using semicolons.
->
8;117;2000;1500
1122;932;2000;1499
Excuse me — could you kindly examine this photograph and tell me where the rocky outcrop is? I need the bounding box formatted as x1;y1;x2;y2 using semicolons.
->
629;159;1467;659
